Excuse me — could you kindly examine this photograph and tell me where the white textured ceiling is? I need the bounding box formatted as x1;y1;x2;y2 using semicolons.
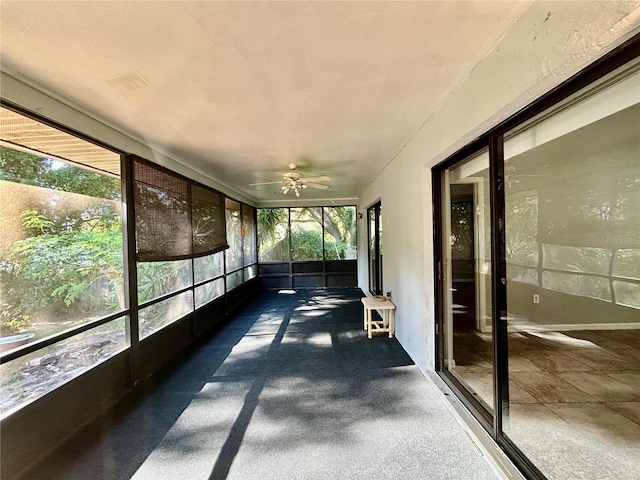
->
0;1;532;204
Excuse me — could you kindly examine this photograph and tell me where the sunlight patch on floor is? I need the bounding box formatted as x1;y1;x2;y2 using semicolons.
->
528;331;601;349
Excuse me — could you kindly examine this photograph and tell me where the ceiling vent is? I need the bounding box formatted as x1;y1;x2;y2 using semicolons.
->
106;72;152;97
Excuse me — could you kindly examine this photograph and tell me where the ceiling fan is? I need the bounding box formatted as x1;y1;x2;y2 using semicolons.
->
250;163;331;197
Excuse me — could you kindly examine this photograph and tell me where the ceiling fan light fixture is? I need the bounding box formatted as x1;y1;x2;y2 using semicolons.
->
262;164;331;196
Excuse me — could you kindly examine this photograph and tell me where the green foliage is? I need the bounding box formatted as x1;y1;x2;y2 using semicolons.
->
137;261;190;304
450;202;474;259
291;230;323;261
20;209;55;234
2;210;123;331
324;240;349;260
1;146;125;324
2;147;121;239
0;301;30;336
1;146;120;199
0;146;51;185
257;208;288;243
506;195;539;266
257;208;290;261
1;222;124;314
257;206;357;261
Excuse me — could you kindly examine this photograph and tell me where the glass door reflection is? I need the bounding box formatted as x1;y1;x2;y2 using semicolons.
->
368;202;382;295
442;149;494;414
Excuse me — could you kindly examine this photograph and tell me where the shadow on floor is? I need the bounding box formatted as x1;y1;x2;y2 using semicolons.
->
22;289;495;480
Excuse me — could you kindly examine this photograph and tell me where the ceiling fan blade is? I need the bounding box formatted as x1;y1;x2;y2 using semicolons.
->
302;175;331;183
250;181;283;186
304;182;330;190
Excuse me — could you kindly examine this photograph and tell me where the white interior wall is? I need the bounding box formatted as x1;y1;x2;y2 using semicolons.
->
357;1;640;373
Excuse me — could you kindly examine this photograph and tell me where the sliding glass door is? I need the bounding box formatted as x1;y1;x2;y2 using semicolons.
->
433;43;640;480
439;150;495;417
499;60;640;480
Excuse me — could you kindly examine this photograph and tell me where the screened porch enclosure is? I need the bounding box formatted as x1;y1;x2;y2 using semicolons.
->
0;108;260;422
0;103;364;479
256;206;358;290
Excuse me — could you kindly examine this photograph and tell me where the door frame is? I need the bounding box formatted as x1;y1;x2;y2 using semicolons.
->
367;201;383;296
431;32;640;480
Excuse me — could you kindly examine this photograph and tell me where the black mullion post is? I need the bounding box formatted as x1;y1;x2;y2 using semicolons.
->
376;204;382;295
223;199;229;312
288;208;293;288
375;206;379;294
367;207;372;294
240;204;247;299
254;206;258;267
322;207;327;287
432;170;444;373
609;248;616;305
187;182;196;337
240;204;245;286
122;154;140;387
489;134;509;438
222;201;231;315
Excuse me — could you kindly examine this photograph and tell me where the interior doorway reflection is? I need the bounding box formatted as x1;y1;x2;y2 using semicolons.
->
441;150;494;414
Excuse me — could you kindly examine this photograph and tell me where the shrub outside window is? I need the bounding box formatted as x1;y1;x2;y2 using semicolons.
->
324;206;356;260
257;208;289;262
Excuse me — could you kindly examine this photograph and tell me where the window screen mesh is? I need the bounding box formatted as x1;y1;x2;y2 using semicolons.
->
192;183;227;256
133;157;228;261
243;205;257;266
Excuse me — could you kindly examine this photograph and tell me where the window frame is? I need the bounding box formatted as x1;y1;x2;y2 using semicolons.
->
0;102;261;415
432;33;640;480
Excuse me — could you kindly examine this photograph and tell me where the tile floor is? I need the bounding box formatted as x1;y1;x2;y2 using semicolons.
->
451;329;640;480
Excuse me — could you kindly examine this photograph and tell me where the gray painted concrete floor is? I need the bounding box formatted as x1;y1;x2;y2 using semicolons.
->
20;289;498;480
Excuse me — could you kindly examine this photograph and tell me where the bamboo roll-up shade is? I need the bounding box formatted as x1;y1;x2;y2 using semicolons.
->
133;157;228;262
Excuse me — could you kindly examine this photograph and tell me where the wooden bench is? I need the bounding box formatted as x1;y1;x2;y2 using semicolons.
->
361;296;396;339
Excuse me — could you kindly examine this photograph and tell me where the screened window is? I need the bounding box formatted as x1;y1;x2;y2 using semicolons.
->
257;206;357;262
225;199;242;273
0;107;127;414
291;207;323;261
0;147;125;336
226;270;243;291
323;207;356;260
257;208;289;262
194;251;224;284
137;259;191;304
242;205;257;267
195;278;224;308
139;291;193;339
0;316;128;415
